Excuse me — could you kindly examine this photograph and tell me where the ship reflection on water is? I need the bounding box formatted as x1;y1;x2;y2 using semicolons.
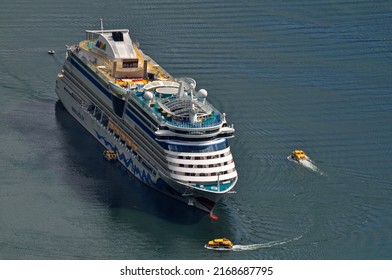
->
55;101;205;224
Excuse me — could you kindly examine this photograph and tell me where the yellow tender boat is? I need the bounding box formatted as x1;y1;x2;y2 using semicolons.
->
205;238;233;251
291;150;308;161
103;150;117;161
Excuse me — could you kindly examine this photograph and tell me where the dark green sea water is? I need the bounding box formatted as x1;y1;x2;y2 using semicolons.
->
1;0;391;259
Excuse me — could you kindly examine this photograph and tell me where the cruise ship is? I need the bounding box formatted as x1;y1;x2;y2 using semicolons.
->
55;23;238;213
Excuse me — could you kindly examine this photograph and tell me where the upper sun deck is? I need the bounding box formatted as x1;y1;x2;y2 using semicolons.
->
72;28;172;82
73;28;156;80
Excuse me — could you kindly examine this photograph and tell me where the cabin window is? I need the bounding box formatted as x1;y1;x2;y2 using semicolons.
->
123;59;138;68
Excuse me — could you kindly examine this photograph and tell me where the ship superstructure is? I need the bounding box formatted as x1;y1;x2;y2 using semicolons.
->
55;24;238;213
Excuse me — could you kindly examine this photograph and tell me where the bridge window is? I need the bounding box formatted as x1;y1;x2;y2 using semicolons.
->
123;59;138;68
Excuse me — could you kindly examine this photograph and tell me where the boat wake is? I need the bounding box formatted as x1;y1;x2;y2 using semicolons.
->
49;51;64;66
299;159;324;175
287;156;325;176
232;235;303;251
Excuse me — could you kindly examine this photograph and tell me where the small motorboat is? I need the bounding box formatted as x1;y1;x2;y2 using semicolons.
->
204;238;233;251
290;150;308;162
103;150;117;161
48;50;55;55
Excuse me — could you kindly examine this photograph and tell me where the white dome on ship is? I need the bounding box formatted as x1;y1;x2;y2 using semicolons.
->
143;90;154;101
196;89;208;100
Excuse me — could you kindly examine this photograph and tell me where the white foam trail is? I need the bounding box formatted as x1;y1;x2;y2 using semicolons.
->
287;155;325;175
232;235;302;251
51;52;64;66
299;159;325;175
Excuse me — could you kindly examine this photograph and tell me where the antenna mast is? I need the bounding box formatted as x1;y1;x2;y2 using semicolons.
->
100;19;104;32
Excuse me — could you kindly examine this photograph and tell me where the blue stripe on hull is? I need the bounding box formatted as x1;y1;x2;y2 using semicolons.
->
69;55;112;100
